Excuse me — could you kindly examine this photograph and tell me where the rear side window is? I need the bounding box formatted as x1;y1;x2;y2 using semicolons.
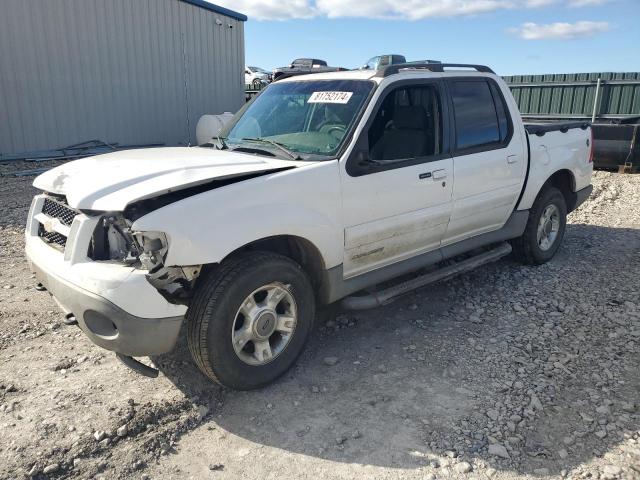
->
451;80;510;150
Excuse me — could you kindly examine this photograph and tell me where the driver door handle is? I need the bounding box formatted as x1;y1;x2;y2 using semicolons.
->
432;169;447;180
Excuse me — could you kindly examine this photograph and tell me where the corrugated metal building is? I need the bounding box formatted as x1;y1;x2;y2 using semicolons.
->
0;0;246;156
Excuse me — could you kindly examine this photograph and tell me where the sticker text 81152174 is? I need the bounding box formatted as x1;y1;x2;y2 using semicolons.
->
308;91;353;104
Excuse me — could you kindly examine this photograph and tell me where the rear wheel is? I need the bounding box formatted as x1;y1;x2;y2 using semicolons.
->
187;252;315;390
512;186;567;265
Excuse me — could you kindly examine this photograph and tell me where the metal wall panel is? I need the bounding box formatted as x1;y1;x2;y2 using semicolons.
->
504;72;640;119
0;0;245;155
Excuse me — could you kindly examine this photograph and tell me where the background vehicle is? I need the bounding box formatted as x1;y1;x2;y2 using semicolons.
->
361;54;406;70
272;58;345;81
26;62;593;390
360;55;442;71
244;66;271;88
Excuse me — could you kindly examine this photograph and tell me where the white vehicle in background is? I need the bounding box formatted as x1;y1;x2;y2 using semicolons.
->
361;54;407;70
26;62;593;390
244;66;270;88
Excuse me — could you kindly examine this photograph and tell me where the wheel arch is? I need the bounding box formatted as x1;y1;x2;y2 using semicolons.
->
541;169;578;212
201;234;332;305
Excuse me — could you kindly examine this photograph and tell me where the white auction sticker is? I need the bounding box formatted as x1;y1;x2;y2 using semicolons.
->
308;91;353;104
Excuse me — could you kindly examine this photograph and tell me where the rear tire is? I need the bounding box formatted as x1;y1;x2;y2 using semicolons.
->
512;186;567;265
187;252;315;390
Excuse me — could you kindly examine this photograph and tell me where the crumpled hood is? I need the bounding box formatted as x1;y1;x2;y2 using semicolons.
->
33;147;298;210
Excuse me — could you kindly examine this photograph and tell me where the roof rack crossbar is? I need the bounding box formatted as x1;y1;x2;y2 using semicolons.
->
376;62;495;77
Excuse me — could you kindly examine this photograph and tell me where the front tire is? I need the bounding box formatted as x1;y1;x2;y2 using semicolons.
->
512;186;567;265
187;252;315;390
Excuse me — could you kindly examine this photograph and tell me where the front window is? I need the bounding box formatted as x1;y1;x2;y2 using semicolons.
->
222;80;375;158
368;84;442;161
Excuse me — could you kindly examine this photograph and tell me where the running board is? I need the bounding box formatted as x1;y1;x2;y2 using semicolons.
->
341;242;512;310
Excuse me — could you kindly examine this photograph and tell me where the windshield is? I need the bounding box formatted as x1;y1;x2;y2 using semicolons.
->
248;66;268;74
221;80;375;158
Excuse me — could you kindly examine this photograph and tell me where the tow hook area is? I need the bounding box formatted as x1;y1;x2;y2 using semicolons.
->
116;353;159;378
63;312;78;326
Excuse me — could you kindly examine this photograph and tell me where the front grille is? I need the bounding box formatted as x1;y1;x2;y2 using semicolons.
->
38;223;67;249
42;197;78;226
36;196;79;250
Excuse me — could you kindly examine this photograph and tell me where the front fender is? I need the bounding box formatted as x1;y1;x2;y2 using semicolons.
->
132;161;343;269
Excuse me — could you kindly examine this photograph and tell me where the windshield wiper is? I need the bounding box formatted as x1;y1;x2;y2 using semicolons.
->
241;137;302;160
200;136;228;150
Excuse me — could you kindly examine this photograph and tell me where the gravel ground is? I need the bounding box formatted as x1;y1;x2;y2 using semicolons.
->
0;165;638;480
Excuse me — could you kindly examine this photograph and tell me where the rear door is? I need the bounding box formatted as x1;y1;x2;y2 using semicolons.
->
442;77;526;245
340;79;454;278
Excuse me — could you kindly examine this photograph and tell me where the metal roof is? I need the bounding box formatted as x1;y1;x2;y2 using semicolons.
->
180;0;247;21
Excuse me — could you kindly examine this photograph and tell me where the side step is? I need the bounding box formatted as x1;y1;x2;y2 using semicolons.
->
341;242;512;310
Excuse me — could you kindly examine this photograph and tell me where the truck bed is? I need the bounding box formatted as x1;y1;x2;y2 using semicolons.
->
517;120;593;212
524;121;590;137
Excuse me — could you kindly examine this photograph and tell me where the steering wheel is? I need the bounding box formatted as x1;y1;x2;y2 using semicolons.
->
327;125;347;140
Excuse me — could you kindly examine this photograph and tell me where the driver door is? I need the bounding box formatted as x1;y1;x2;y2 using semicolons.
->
340;80;454;278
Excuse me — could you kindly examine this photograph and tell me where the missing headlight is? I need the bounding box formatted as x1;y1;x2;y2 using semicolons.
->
88;214;140;263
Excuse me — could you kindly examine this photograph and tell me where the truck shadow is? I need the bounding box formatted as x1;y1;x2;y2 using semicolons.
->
154;223;640;476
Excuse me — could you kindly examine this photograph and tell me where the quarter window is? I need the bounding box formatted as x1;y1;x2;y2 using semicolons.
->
451;80;505;150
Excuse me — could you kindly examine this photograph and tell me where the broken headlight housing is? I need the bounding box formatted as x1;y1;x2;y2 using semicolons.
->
134;231;169;271
134;231;201;305
88;213;200;305
88;214;141;263
87;214;168;268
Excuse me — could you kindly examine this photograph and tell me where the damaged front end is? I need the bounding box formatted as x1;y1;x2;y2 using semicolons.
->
87;213;201;305
80;169;295;305
140;238;202;305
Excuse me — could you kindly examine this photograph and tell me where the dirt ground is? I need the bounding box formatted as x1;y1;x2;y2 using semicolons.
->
0;163;638;480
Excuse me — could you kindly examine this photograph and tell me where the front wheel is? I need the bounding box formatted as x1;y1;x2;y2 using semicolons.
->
512;186;567;265
187;252;315;390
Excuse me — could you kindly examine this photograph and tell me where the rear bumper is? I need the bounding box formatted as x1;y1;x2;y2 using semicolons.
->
573;184;593;211
33;261;184;356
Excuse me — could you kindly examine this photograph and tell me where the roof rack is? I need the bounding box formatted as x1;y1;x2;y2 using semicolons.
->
376;62;495;78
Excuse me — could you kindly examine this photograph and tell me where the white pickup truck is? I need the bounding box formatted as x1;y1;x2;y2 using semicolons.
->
26;63;593;390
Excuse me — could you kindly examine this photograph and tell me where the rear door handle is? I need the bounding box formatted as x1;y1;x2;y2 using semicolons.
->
432;169;447;180
507;155;518;164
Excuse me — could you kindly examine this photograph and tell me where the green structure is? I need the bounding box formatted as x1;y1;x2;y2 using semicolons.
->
504;72;640;121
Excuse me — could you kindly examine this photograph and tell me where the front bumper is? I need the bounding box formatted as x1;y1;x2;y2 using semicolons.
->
32;260;184;356
25;195;186;356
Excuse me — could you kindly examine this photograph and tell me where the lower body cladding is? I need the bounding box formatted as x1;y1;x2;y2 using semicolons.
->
25;234;186;376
